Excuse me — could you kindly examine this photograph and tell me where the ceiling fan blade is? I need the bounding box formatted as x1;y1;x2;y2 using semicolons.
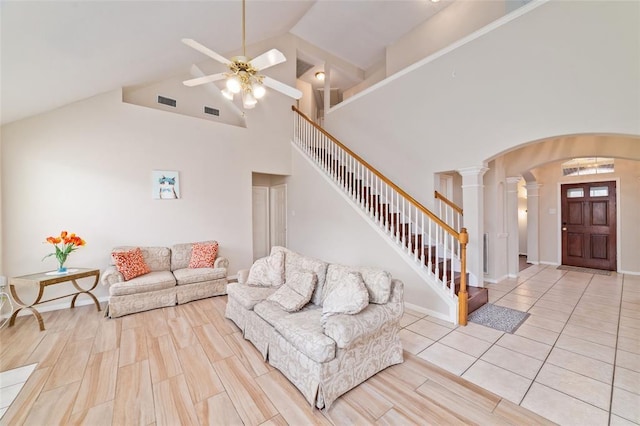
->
182;38;231;66
262;76;303;100
250;49;286;71
183;72;226;87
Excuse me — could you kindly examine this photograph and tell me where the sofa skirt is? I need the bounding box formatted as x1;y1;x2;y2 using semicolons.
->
107;287;177;318
176;278;227;304
268;322;404;409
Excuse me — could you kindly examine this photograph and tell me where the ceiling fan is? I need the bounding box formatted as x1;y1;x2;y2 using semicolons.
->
182;0;302;109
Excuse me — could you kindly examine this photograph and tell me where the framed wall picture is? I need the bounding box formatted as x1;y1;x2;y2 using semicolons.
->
152;170;180;199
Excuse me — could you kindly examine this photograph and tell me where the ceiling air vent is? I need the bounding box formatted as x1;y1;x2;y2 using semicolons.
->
157;95;176;107
204;106;219;116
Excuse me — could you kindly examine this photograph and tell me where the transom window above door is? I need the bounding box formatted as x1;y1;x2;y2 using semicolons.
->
562;157;614;177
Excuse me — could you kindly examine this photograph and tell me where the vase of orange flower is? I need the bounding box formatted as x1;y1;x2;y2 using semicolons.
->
43;231;86;272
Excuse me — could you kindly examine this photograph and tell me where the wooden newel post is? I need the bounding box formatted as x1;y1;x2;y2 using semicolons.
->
458;227;469;325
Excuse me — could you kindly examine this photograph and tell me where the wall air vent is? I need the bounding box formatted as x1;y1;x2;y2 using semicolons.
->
204;106;220;116
157;95;176;107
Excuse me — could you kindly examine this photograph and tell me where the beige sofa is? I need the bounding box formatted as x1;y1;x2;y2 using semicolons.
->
225;246;404;409
101;241;228;318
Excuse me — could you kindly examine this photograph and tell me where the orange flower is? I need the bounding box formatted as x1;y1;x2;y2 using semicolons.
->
60;231;68;239
43;230;86;268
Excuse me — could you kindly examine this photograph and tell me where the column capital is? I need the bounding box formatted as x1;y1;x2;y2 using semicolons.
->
525;182;542;196
457;165;489;177
506;176;522;185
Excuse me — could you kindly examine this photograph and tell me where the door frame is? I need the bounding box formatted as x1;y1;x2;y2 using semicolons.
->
556;177;621;271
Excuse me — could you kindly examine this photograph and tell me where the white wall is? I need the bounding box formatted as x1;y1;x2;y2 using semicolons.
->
286;146;452;317
326;1;640;212
386;0;506;76
1;64;296;307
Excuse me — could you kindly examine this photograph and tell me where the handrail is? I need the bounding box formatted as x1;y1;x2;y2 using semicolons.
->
434;191;463;215
293;105;459;239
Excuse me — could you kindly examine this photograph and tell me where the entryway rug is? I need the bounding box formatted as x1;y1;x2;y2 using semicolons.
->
468;304;530;334
556;265;611;276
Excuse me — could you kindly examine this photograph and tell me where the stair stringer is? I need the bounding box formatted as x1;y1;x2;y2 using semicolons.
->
292;141;458;323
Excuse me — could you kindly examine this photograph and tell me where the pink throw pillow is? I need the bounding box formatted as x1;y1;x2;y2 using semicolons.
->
112;247;151;281
189;242;219;268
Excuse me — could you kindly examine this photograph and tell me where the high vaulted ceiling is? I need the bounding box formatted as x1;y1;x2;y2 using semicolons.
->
0;0;450;125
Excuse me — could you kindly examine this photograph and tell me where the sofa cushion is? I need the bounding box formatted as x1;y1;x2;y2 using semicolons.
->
188;242;219;268
271;246;328;306
113;246;171;272
247;251;285;287
109;270;176;296
323;304;398;349
321;271;369;324
273;308;336;363
173;267;226;285
171;240;217;271
325;264;391;304
227;283;279;310
267;269;317;312
111;248;151;281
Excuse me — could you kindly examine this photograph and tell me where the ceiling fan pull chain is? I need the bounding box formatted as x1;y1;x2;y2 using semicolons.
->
242;0;246;57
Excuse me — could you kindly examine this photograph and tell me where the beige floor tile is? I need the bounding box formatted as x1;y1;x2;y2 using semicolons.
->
581;293;622;308
568;313;618;335
555;334;615;364
493;298;533;312
533;298;576;314
527;305;571;322
523;314;566;333
422;315;458;329
399;312;420;328
416;342;476;376
456;321;504;343
573;306;620;324
500;292;540;305
405;319;452;341
621;307;640;320
461;360;531;404
514;324;559;346
619;336;640;355
496;333;552;361
195;393;243;426
535;363;611;410
562;323;618;348
488;289;508;303
617;349;640;372
619;324;640;341
613;366;640;394
480;345;543;379
521;382;609;426
398;329;434;355
546;347;614;384
510;286;546;298
611;386;640;424
610;414;639;426
438;330;493;358
403;307;426;318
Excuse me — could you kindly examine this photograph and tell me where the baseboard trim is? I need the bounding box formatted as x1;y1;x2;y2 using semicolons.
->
5;296;109;319
484;275;510;284
404;302;454;324
619;270;640;276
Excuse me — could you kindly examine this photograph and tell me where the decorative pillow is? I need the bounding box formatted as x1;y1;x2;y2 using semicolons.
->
267;269;317;312
247;250;285;287
188;242;219;268
112;247;151;281
321;271;369;324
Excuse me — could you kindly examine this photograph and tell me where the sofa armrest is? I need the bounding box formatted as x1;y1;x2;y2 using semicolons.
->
237;269;250;285
101;266;124;286
323;298;403;349
214;256;229;270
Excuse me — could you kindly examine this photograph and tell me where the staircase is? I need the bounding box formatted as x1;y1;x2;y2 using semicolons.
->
292;106;488;324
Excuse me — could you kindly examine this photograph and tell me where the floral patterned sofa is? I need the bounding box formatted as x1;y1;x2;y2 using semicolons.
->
101;241;228;317
225;246;404;409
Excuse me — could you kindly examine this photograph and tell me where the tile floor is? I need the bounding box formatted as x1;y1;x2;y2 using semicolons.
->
0;363;37;418
400;265;640;425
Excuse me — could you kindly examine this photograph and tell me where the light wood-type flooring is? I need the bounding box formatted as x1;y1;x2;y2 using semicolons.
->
0;296;552;425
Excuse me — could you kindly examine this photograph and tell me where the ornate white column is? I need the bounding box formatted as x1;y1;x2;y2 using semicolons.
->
525;183;542;265
457;166;489;286
506;177;522;277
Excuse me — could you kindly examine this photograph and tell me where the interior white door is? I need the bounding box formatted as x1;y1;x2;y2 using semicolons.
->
252;186;270;260
270;184;287;248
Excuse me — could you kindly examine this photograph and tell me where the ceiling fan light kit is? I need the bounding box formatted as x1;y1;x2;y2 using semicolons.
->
182;0;302;110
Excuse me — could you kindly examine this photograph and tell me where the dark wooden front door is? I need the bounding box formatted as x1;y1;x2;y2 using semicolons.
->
561;181;617;270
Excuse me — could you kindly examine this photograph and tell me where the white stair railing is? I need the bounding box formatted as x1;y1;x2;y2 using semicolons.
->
434;191;463;258
292;106;471;325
